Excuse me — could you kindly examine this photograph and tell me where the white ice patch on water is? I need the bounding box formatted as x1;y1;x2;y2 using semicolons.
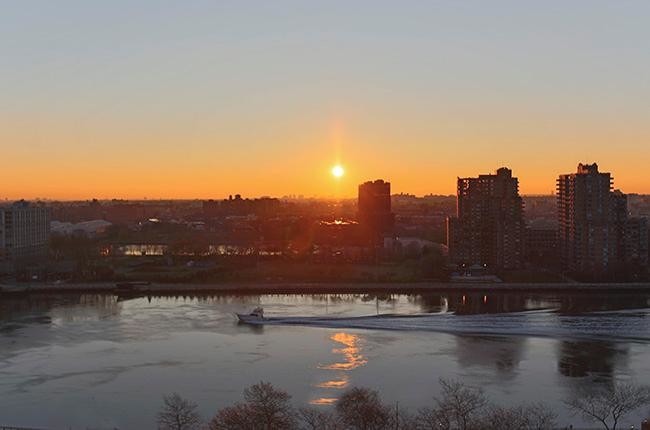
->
254;309;650;342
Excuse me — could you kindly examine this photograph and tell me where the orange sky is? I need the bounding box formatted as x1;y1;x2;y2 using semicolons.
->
2;111;649;200
2;2;649;200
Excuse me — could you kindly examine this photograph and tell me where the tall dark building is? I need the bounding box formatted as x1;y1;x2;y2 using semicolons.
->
525;219;558;268
611;190;629;269
447;167;524;270
0;201;51;267
557;163;627;277
626;217;649;272
357;180;394;236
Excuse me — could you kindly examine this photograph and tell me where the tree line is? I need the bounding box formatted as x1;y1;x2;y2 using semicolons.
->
157;379;650;430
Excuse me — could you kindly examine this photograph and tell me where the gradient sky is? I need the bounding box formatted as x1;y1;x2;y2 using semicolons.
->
2;1;649;200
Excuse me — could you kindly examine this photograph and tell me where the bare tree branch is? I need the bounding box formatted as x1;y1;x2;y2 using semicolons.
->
564;382;650;430
157;393;202;430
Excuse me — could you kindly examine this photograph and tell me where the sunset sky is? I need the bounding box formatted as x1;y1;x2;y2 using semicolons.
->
2;1;649;200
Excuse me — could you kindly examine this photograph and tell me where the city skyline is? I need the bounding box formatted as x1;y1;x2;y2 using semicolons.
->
1;160;647;201
3;1;650;200
4;3;650;429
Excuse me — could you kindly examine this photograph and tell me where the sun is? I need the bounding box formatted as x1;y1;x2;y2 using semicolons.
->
331;165;345;178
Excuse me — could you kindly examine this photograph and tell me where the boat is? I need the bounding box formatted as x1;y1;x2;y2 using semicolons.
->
237;307;265;324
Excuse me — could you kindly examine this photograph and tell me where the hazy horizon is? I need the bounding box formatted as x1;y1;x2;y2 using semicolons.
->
3;1;649;199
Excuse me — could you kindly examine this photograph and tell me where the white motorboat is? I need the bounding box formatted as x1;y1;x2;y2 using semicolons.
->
236;307;265;323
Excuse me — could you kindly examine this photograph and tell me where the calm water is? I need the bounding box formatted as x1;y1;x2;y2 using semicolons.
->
1;291;650;429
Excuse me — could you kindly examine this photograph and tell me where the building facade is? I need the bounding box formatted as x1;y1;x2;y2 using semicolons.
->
447;167;524;270
557;163;626;277
625;217;649;275
524;219;558;268
0;201;51;266
357;180;395;237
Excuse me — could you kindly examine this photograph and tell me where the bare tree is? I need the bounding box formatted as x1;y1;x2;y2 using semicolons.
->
244;381;296;429
522;402;558;430
480;405;529;430
157;393;202;430
335;387;392;430
417;400;555;430
208;382;296;430
393;406;418;430
415;405;451;429
208;403;257;430
479;404;555;430
298;407;343;430
432;378;488;430
565;382;650;430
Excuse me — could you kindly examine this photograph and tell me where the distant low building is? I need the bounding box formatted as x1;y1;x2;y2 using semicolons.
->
384;236;439;257
203;195;280;218
0;201;51;267
51;219;113;237
313;220;371;262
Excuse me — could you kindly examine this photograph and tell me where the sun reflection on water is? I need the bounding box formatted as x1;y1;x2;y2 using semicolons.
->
310;332;367;405
316;375;349;388
310;397;338;405
318;332;368;371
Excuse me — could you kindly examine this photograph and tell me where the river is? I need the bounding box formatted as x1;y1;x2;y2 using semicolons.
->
1;291;650;429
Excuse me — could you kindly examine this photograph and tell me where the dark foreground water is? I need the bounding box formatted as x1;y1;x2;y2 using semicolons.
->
1;291;650;429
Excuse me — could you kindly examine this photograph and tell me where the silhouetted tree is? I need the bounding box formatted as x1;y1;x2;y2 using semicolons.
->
564;382;650;430
298;407;343;430
335;387;392;430
209;382;295;430
521;402;558;430
416;379;487;430
415;405;451;429
479;403;557;430
204;381;561;430
209;403;257;430
157;393;202;430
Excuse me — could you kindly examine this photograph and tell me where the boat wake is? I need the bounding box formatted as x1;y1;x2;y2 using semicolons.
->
252;309;650;342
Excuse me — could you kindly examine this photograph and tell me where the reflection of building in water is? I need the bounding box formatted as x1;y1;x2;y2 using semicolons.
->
556;294;650;315
51;295;121;323
311;332;368;405
0;294;120;324
417;292;549;315
557;341;629;381
413;295;449;313
454;335;526;378
0;294;122;348
416;292;650;316
445;292;530;315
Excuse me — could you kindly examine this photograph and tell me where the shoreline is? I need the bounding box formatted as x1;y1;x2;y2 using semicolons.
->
2;281;650;296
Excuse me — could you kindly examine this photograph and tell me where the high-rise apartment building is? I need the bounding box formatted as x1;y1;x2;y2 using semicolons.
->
557;163;625;277
447;167;524;270
626;217;649;270
358;180;394;237
0;201;51;266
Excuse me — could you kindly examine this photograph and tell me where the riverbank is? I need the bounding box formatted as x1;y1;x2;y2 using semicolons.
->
2;280;650;295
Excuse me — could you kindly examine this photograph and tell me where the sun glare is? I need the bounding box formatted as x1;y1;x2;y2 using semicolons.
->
332;165;345;178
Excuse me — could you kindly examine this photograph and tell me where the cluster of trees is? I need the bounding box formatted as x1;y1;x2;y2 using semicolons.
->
156;379;650;430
